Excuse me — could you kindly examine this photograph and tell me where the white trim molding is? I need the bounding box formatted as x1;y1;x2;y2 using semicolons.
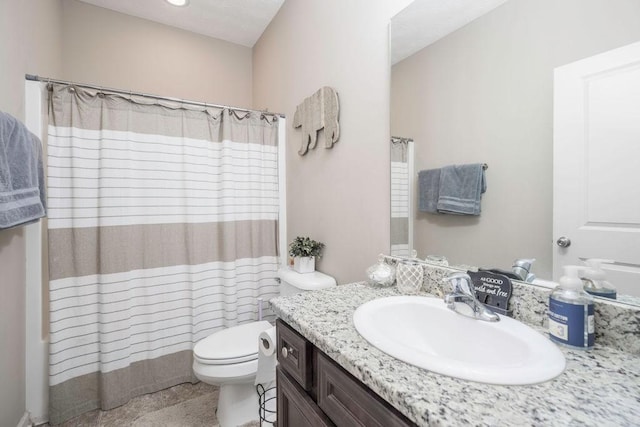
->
16;412;31;427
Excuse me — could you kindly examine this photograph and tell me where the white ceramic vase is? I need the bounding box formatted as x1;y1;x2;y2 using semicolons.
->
293;256;315;273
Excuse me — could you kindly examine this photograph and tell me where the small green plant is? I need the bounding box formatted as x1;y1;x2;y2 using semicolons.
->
288;236;325;258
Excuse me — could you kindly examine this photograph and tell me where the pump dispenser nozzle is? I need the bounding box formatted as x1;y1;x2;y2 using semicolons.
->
582;259;616;299
559;265;584;290
583;259;614;277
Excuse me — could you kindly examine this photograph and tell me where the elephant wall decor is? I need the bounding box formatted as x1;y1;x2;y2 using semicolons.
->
293;86;340;156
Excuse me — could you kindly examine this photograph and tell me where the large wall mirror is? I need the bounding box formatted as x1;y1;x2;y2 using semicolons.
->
390;0;640;303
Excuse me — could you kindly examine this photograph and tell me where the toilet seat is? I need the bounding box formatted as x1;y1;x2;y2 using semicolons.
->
193;358;259;383
193;320;271;365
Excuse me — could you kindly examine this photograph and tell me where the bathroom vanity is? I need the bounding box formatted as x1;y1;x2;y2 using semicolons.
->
270;280;640;426
276;318;414;426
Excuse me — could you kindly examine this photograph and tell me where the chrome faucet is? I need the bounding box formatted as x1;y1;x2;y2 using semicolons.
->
512;258;536;283
444;272;500;322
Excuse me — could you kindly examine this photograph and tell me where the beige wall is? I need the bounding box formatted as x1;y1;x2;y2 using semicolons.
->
60;0;253;107
253;0;392;284
391;0;640;278
0;1;62;425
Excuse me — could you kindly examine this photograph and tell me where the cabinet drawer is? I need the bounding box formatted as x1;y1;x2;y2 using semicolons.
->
317;352;415;427
277;367;334;427
276;319;313;390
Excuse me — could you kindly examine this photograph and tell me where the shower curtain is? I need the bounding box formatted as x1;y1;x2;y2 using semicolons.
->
391;139;409;257
46;83;280;424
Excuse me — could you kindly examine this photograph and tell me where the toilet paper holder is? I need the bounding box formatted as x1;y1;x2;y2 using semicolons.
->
261;336;272;352
257;383;276;426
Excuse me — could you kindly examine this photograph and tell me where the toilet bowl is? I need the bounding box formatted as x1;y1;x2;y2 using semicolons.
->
193;320;271;427
193;268;336;427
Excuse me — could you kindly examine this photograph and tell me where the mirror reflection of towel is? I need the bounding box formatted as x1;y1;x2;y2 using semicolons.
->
418;169;440;213
436;164;486;216
0;111;47;229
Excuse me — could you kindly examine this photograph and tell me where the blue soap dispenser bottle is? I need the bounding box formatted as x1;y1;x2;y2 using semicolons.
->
548;265;595;350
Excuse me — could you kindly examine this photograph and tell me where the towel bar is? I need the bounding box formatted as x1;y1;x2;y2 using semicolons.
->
417;163;488;175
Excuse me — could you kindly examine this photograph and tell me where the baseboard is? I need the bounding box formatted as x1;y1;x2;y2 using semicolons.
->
31;415;49;426
16;412;31;427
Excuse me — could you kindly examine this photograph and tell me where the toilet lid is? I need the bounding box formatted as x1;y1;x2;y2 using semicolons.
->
193;320;272;365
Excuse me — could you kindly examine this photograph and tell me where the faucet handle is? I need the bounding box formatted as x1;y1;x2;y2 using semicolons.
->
512;258;536;282
447;272;475;296
445;272;500;322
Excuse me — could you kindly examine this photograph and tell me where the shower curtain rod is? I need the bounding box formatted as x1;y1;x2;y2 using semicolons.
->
25;74;285;118
391;136;414;143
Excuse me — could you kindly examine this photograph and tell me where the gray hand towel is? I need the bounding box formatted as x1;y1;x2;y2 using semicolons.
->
436;163;486;215
0;111;47;229
418;169;441;213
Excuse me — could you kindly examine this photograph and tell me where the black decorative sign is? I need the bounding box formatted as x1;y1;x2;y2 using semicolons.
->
467;270;513;316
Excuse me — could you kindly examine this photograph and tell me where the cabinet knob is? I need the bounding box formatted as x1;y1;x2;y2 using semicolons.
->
281;346;293;358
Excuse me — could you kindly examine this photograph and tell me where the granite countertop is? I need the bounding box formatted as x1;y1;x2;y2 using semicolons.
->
270;282;640;427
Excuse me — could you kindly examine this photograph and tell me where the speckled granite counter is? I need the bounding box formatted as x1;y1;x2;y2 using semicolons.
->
270;282;640;427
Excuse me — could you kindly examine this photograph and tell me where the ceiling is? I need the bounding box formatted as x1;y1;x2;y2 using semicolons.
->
391;0;509;65
77;0;508;59
77;0;285;47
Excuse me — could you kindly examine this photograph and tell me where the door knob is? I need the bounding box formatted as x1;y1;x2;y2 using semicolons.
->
556;237;571;248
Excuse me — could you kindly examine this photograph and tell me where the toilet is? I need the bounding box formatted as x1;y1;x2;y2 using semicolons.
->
277;267;337;296
192;267;336;427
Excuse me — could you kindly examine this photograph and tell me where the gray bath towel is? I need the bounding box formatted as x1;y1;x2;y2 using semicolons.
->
0;111;47;228
436;163;486;215
418;169;441;213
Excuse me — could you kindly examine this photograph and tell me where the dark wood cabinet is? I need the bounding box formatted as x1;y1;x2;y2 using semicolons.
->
276;319;416;427
277;366;334;427
277;317;314;390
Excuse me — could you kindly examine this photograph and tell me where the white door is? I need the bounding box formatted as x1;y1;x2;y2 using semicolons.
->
554;41;640;297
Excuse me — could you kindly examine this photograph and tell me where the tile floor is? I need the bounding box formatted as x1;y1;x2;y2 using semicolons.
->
44;382;223;427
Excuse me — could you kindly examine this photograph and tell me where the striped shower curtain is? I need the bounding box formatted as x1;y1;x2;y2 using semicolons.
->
46;83;280;424
391;139;409;256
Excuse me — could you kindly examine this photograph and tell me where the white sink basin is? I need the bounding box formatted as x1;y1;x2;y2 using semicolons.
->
353;296;565;385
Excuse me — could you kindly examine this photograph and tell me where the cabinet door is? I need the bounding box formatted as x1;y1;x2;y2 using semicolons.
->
277;367;334;427
277;319;313;390
317;352;415;427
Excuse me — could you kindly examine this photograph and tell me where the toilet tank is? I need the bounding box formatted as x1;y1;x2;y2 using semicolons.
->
278;267;337;296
